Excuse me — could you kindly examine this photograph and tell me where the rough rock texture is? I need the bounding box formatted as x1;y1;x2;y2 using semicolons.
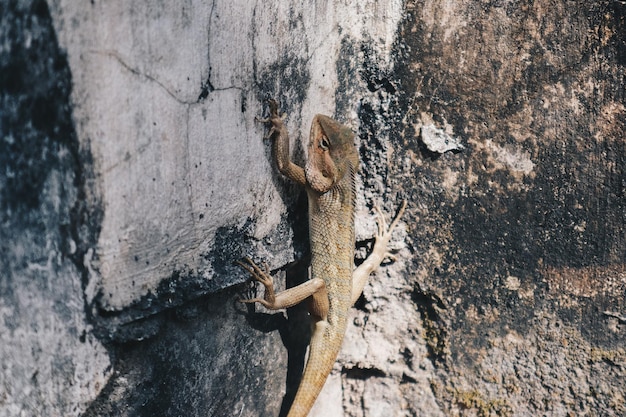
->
0;2;109;416
389;1;626;414
2;0;625;416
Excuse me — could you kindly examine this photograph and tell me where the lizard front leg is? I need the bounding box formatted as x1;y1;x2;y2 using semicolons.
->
351;200;407;305
257;99;307;186
238;257;326;311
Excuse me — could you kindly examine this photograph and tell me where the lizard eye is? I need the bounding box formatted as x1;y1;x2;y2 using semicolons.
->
319;137;330;151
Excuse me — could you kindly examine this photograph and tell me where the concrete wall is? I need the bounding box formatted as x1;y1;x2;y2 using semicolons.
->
1;0;624;416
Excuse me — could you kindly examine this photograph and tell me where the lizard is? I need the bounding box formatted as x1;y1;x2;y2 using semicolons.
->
238;99;406;417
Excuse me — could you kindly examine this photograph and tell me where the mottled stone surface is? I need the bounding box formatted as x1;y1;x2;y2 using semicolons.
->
2;0;625;416
384;1;626;414
0;1;109;416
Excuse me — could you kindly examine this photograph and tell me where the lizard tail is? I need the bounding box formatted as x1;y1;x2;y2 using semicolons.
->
287;321;345;417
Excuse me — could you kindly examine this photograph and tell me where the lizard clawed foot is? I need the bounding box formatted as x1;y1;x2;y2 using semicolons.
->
373;200;407;262
236;257;277;308
255;99;286;140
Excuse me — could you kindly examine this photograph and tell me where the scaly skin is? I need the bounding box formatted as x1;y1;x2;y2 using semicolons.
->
239;100;405;417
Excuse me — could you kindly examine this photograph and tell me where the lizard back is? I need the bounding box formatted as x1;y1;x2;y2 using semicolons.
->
287;162;356;417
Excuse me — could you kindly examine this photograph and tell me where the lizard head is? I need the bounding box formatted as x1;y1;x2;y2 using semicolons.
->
305;115;359;193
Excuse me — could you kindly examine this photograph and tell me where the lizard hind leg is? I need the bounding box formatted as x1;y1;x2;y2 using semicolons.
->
350;200;407;306
374;199;407;261
237;257;276;309
237;257;327;311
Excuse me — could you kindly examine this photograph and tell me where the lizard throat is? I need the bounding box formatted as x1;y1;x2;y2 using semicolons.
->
305;163;336;193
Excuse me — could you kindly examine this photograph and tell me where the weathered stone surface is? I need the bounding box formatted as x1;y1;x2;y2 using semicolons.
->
2;0;625;416
81;288;290;417
0;1;109;416
386;0;626;414
51;0;289;316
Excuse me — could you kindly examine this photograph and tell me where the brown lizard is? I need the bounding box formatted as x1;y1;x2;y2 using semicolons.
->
239;99;406;417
